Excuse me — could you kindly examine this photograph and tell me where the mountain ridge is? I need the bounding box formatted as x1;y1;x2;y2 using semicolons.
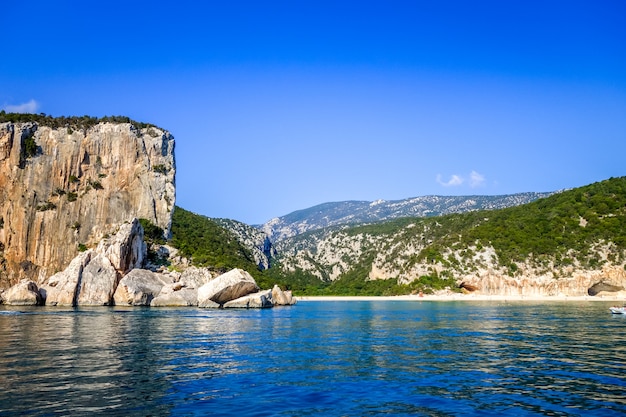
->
261;192;555;242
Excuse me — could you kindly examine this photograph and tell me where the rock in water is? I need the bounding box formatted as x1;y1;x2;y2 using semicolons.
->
113;269;170;306
197;268;259;307
271;285;296;306
150;283;199;307
223;290;273;309
2;279;42;305
40;218;148;306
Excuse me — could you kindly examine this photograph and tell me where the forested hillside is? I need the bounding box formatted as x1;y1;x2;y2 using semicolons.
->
170;207;259;273
270;177;626;295
169;178;626;296
168;207;285;290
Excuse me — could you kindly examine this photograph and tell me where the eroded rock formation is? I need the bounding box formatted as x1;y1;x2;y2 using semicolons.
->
459;265;626;297
0;121;175;287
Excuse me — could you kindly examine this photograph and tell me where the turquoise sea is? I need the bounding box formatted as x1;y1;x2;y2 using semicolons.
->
1;300;625;416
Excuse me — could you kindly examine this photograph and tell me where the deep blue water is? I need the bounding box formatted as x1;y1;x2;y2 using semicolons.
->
1;300;625;416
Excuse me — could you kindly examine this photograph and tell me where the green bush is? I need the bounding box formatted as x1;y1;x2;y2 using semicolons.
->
22;133;38;158
153;164;168;175
139;218;166;245
36;202;56;211
88;179;103;190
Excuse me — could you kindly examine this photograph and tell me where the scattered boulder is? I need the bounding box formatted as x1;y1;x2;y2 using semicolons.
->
76;253;118;306
224;289;273;309
113;269;170;306
272;285;296;306
588;281;624;296
197;268;259;306
150;283;199;307
40;251;92;306
2;279;43;305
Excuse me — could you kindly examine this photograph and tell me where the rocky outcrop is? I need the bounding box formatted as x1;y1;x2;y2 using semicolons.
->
460;266;626;297
40;218;147;306
76;254;118;306
588;281;624;296
1;279;42;305
113;269;170;306
179;266;213;290
96;220;147;275
271;284;296;306
212;219;276;269
0;121;175;287
150;283;199;307
197;268;259;307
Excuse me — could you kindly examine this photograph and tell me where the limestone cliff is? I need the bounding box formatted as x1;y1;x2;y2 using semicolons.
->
0;120;175;287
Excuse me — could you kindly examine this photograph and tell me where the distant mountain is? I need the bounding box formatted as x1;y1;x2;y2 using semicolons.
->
268;177;626;296
261;192;555;242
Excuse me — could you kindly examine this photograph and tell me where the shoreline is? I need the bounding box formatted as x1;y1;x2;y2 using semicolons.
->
296;293;626;302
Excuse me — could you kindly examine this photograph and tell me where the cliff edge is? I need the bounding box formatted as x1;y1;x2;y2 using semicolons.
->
0;119;175;287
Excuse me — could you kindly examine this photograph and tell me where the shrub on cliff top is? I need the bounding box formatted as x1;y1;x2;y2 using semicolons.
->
0;111;160;131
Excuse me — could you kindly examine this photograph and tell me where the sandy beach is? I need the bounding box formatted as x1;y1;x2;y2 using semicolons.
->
296;293;626;302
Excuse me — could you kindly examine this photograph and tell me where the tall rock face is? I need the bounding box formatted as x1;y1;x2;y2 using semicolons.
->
0;121;175;287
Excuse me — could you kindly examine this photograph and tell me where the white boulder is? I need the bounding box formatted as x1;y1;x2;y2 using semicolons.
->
76;253;118;306
2;279;43;306
271;285;297;306
223;289;273;309
113;269;170;306
96;218;146;274
40;251;92;306
150;283;199;307
197;268;259;307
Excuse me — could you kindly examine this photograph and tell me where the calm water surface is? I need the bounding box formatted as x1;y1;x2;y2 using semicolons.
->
1;300;625;416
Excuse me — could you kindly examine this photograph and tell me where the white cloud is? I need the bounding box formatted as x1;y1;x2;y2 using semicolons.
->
437;170;486;188
436;174;464;187
469;170;486;188
3;99;40;114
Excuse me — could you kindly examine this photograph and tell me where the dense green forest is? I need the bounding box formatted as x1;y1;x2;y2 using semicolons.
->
169;177;626;296
170;207;259;273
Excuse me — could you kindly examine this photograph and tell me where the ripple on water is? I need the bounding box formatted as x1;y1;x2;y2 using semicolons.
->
0;302;625;416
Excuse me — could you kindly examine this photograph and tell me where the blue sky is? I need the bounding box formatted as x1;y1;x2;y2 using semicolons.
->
2;1;625;224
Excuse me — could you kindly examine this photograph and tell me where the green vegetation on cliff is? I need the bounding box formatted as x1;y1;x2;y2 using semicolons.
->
170;207;259;274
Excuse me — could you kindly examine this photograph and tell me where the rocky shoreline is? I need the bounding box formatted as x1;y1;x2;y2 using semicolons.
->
0;218;296;309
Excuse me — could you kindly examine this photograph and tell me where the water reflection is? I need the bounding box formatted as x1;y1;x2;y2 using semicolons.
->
1;302;625;416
